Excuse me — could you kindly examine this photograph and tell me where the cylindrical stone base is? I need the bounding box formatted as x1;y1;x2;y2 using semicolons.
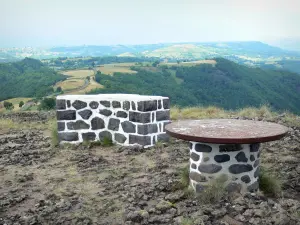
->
189;142;260;193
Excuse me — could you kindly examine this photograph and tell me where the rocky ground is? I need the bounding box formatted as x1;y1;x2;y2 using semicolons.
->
0;112;300;225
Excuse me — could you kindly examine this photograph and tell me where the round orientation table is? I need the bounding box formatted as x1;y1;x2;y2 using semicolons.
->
165;119;289;193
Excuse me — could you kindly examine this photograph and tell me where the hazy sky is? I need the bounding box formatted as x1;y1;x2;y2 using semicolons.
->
1;0;300;47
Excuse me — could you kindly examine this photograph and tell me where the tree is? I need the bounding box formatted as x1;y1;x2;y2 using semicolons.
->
19;101;24;108
38;98;56;110
4;101;14;110
152;61;160;67
56;86;62;93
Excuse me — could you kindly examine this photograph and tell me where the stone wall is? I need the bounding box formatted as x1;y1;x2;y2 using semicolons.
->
56;94;170;148
189;142;260;193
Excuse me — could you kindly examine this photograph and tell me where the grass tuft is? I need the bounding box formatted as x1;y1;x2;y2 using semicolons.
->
259;167;282;197
49;120;59;147
101;136;113;147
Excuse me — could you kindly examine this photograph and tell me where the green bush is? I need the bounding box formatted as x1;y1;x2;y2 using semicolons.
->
4;101;14;110
38;98;56;110
19;101;24;108
259;167;281;197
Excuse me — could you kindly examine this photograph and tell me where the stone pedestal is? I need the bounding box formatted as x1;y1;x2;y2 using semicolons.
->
56;94;170;148
189;142;260;193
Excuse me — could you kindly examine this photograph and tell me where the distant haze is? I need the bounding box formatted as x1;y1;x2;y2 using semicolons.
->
1;0;300;48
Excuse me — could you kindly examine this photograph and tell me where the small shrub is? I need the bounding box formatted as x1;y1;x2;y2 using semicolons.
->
259;167;281;197
49;120;59;147
4;101;14;110
180;165;190;189
19;101;24;108
38;98;56;110
101;136;113;147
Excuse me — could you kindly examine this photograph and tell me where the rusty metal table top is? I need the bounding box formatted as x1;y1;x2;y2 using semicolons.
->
165;119;289;144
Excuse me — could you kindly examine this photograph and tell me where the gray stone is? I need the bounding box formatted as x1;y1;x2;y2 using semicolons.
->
191;163;197;169
203;157;210;162
129;112;151;123
137;124;158;135
100;100;110;107
78;109;93;120
91;117;105;130
195;144;212;152
163;122;170;132
115;133;127;143
129;135;151;146
247;181;259;192
229;164;253;174
57;110;76;120
112;101;121;108
72;100;87;110
254;167;259;178
99;131;112;141
214;154;230;163
250;155;255;162
116;111;128;118
57;122;65;131
189;142;193;150
99;109;112;117
67;120;90;130
131;101;136;110
151;112;154;122
235;152;248;162
82;132;96;141
158;100;162;109
157;133;169;142
56;99;66;110
219;144;243;152
58;132;79;141
67;100;71;108
226;182;242;193
190;152;200;161
189;172;207;182
121;121;136;133
156;110;170;121
137;100;157;112
253;159;259;168
198;164;222;174
163;99;170;109
241;175;251;183
89;101;99;109
123;101;130;110
195;183;205;193
250;143;260;152
108;118;120;131
153;136;156;145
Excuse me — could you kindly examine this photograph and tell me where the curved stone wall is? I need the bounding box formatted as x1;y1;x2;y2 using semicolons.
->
189;142;260;192
56;94;170;148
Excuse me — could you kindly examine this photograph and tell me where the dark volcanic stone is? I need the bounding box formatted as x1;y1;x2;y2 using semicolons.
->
108;118;120;131
129;112;151;123
67;100;71;108
89;101;99;109
57;110;76;120
190;152;200;161
195;144;212;152
189;142;193;150
163;122;170;132
214;154;230;163
203;157;210;162
138;124;158;135
58;132;79;141
129;135;151;146
250;143;260;152
253;159;260;168
153;136;156;145
67;120;90;130
191;163;197;169
57;122;65;131
137;100;157;112
151;112;155;122
91;117;105;130
163;99;170;109
189;172;207;182
112;101;121;108
56;99;66;110
195;183;204;193
235;151;248;162
100;100;110;107
157;134;169;142
219;144;243;152
229;164;253;174
123;101;130;110
241;175;251;183
116;111;128;118
99;109;112;117
131;101;136;110
254;167;259;178
78;109;93;120
247;181;259;192
198;164;222;174
72;100;87;110
99;131;112;141
158;100;162;109
250;155;255;162
115;133;127;143
226;182;242;193
121;121;136;133
156;110;170;121
82;132;96;141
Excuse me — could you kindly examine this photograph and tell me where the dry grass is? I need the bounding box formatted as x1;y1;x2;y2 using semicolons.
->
259;167;282;197
0;118;50;131
170;106;229;120
55;79;85;91
67;78;103;94
160;60;216;67
0;97;32;112
96;63;137;75
237;105;275;119
62;69;94;78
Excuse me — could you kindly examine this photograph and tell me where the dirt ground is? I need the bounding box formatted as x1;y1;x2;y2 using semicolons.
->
1;112;300;225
